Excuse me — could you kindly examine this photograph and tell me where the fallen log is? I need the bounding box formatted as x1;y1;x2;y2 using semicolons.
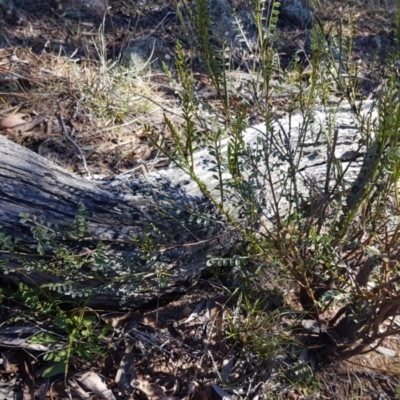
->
0;104;375;309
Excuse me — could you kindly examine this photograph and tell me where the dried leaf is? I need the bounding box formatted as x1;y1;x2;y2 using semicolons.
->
375;346;396;357
0;351;19;373
131;378;177;400
181;382;208;400
1;352;33;400
208;297;229;355
68;379;91;400
0;113;26;129
211;384;234;400
102;311;142;328
301;319;329;334
184;301;205;323
115;353;136;393
287;390;300;400
38;383;47;400
0;336;50;351
187;381;199;395
21;359;35;400
0;113;46;134
74;371;116;400
221;357;234;383
12;114;47;133
0;376;18;400
0;326;41;335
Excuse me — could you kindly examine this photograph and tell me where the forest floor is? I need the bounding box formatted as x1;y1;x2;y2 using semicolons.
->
1;0;400;399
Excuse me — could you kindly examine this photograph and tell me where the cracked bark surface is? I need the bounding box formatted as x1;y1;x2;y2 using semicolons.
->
0;131;240;309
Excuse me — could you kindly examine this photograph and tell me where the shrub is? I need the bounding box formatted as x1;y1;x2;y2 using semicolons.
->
154;0;400;361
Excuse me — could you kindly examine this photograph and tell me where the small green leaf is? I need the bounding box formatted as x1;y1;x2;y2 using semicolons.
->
28;332;56;345
54;315;69;331
19;213;30;223
42;362;66;378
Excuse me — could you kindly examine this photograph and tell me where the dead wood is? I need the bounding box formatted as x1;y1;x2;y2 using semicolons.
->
0;130;240;309
0;104;373;309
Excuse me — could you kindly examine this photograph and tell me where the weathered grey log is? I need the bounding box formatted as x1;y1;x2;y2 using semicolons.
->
0;139;240;308
0;103;376;309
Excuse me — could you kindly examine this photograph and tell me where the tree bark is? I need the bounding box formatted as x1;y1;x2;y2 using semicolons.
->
0;104;373;309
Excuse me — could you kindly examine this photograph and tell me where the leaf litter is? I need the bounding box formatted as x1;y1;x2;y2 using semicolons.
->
1;0;400;399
